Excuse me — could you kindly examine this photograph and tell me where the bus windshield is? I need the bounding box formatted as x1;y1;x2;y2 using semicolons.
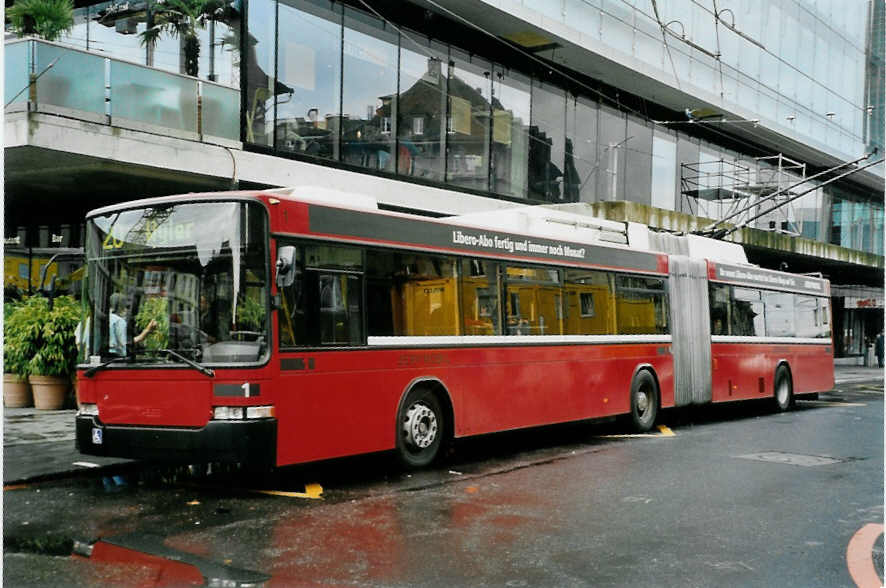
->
81;201;269;367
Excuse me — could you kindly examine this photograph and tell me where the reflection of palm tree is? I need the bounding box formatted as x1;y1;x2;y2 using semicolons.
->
237;30;294;142
7;0;74;41
140;0;226;77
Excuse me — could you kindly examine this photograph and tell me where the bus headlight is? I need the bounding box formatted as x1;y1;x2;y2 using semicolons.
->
245;406;274;419
213;406;244;420
79;403;99;417
213;406;274;420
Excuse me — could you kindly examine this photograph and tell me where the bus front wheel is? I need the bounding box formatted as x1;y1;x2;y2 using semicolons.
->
630;370;659;433
774;366;794;412
396;387;444;469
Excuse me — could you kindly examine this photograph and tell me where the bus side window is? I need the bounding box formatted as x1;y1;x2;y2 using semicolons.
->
709;284;730;335
563;269;614;335
277;242;304;347
763;290;795;337
367;250;459;337
819;297;831;338
503;265;562;336
278;243;365;347
794;294;819;338
317;273;363;345
731;287;764;337
460;259;500;336
614;275;668;335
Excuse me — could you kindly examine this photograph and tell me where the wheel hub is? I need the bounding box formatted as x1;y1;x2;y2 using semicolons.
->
777;380;789;404
403;403;438;449
635;391;649;413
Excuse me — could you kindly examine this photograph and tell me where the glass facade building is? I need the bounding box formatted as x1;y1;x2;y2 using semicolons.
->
4;0;884;355
236;0;882;255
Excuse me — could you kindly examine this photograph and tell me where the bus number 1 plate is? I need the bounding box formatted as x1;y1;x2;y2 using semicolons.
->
92;428;103;445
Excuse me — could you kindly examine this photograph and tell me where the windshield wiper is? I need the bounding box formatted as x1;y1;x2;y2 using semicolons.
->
83;356;131;378
159;349;215;377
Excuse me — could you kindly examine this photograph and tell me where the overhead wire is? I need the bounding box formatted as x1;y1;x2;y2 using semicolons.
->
649;0;683;91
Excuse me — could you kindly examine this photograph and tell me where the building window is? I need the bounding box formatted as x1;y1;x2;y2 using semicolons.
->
651;134;677;210
398;35;448;181
275;0;343;161
446;48;491;192
565;95;599;203
529;80;567;202
412;116;425;135
244;0;277;148
341;6;398;172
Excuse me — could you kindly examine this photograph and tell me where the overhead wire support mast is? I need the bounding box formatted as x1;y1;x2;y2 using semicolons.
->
695;151;876;237
714;156;883;239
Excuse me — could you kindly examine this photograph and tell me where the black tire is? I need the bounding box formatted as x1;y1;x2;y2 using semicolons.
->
396;387;444;469
630;370;659;433
774;365;794;412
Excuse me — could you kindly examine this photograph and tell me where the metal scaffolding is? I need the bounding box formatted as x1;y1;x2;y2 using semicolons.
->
681;153;807;233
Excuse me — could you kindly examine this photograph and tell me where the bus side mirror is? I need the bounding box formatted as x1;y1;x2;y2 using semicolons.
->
276;246;296;289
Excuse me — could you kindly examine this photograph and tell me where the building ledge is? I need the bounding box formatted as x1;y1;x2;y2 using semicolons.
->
3;109;514;217
585;200;884;284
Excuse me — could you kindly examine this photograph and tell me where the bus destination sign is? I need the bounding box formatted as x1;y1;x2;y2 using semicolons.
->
713;262;829;297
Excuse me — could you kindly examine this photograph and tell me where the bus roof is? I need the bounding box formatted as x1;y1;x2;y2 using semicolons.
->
86;187;751;267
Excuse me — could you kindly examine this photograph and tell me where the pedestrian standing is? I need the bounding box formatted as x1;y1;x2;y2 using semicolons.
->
875;332;884;369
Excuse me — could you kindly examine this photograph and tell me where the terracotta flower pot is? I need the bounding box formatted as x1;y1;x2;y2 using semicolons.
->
3;373;32;408
28;375;69;410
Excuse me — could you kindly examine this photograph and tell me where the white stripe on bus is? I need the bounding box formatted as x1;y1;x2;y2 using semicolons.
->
710;336;831;345
367;335;672;346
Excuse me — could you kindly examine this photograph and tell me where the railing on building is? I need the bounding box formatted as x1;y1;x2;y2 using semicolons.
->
4;38;240;147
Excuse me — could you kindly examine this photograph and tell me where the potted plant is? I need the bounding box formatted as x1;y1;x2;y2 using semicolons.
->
12;295;81;410
3;299;34;408
6;0;75;41
140;0;226;77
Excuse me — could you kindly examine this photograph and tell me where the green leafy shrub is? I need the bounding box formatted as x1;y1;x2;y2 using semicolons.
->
4;298;39;378
4;296;80;378
28;295;81;378
135;297;169;350
4;300;22;323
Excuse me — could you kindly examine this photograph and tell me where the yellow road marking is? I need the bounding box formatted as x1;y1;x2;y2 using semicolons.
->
254;483;323;500
597;424;676;439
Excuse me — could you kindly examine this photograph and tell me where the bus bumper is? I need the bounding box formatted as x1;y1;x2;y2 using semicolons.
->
75;416;277;468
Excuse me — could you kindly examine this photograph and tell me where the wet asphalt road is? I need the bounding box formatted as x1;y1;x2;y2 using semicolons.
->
4;381;883;587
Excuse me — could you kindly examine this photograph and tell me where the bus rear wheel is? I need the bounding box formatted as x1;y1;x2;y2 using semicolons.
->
396;387;444;469
774;366;794;412
630;370;659;433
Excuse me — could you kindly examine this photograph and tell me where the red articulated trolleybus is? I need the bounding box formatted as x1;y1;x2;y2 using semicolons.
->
75;187;834;469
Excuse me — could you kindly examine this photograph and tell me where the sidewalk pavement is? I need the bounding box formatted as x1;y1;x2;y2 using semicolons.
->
3;408;133;485
3;365;883;485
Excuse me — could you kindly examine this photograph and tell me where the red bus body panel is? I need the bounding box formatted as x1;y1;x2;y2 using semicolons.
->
275;343;673;466
77;367;273;428
78;344;673;467
711;342;834;402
